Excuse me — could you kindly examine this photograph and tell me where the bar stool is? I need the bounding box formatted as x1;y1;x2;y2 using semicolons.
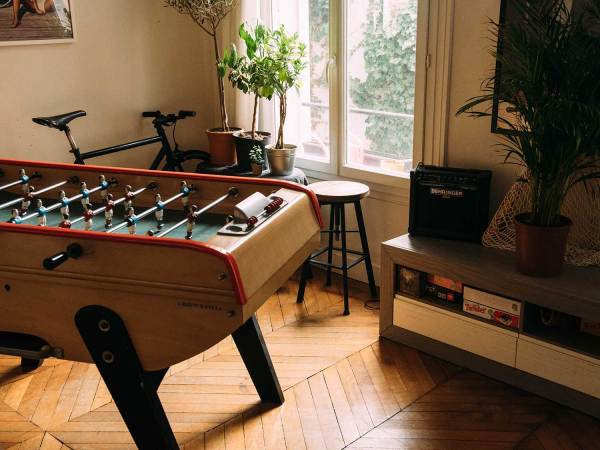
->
297;181;377;315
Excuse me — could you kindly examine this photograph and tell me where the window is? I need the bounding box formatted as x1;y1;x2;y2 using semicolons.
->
267;0;427;183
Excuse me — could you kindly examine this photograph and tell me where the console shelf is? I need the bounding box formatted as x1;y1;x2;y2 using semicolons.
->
380;234;600;419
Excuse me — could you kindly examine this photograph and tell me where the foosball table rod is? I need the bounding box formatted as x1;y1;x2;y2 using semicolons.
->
18;179;114;223
0;169;41;193
151;187;239;238
106;190;190;234
0;179;74;211
70;183;156;226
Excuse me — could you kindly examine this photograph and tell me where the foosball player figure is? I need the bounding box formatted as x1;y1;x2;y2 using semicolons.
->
8;209;22;224
99;175;109;200
21;186;35;215
80;182;90;207
59;213;72;229
180;181;191;212
104;193;115;229
154;193;165;230
59;190;70;216
185;204;198;240
83;204;94;231
36;199;47;227
124;185;135;214
125;207;138;235
19;169;30;195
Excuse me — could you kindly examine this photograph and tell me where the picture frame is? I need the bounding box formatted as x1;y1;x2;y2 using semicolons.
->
491;0;599;134
0;0;75;47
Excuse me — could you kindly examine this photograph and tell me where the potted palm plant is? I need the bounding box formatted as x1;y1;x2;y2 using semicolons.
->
165;0;241;166
265;26;307;176
221;23;275;171
458;0;600;276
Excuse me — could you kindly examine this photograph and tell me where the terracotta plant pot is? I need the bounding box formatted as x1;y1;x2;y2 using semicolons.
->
206;127;242;167
233;131;271;172
251;162;263;176
514;213;572;277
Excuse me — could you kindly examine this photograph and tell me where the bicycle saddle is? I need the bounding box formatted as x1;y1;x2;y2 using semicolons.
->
32;110;87;131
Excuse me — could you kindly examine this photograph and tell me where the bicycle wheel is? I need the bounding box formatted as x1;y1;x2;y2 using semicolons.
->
178;150;210;163
0;0;12;8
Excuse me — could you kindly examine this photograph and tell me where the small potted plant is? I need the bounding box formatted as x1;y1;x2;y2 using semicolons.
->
221;23;275;171
457;0;600;276
265;26;307;176
249;145;265;176
165;0;241;166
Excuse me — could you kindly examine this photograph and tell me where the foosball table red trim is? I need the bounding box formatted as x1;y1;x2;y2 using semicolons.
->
0;158;324;306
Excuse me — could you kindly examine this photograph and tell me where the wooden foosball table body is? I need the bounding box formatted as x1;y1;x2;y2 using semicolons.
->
0;159;322;449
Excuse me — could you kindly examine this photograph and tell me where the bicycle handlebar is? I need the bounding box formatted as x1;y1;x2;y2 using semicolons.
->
142;110;196;123
178;110;196;118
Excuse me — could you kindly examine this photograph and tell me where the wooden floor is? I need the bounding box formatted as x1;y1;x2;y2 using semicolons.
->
0;272;598;449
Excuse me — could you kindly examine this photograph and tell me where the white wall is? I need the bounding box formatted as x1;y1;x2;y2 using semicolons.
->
447;0;518;208
0;0;218;168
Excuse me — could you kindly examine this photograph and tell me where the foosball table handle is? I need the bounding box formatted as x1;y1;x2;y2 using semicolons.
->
43;243;83;271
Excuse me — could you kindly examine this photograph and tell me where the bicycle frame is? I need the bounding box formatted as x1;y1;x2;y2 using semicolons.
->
66;121;182;171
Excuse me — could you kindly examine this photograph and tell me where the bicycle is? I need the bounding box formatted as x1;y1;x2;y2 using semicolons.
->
32;110;209;172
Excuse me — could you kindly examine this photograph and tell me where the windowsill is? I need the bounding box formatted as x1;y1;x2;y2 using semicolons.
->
297;165;411;205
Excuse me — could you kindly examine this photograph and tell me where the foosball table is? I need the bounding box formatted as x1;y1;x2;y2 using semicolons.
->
0;159;322;450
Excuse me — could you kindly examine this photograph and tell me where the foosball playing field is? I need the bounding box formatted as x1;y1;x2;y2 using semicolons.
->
0;170;227;241
0;159;322;450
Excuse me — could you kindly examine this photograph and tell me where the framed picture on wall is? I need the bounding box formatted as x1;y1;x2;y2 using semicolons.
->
491;0;599;134
0;0;75;46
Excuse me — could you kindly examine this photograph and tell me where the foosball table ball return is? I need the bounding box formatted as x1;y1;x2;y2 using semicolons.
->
0;159;322;450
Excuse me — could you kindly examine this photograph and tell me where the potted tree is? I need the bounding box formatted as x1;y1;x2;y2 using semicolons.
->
221;23;275;171
265;26;307;176
165;0;241;166
249;145;265;176
458;0;600;276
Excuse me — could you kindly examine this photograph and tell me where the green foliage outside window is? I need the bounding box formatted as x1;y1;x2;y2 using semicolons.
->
350;0;417;160
307;0;417;160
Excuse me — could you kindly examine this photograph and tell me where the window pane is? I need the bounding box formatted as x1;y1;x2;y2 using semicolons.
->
346;0;417;174
272;0;331;162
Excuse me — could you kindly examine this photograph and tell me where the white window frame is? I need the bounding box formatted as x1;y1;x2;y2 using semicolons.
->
260;0;454;190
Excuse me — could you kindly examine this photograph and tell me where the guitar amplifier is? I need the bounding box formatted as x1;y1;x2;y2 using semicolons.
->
409;164;492;242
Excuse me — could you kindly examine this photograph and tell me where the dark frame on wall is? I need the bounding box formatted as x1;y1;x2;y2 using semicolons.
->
491;0;600;135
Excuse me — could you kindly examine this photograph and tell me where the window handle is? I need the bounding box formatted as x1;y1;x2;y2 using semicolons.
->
326;56;336;84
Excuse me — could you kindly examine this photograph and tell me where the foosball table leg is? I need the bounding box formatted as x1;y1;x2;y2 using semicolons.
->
232;315;284;405
74;306;179;450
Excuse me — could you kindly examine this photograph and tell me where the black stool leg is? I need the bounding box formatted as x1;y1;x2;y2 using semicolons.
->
232;315;284;405
340;203;350;315
297;258;312;303
325;204;336;287
21;358;42;371
354;200;377;298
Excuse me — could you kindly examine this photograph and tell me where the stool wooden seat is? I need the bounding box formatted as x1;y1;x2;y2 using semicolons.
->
297;181;377;315
309;181;370;203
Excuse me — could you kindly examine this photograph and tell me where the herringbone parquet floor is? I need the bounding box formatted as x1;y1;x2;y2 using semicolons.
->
0;272;598;449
